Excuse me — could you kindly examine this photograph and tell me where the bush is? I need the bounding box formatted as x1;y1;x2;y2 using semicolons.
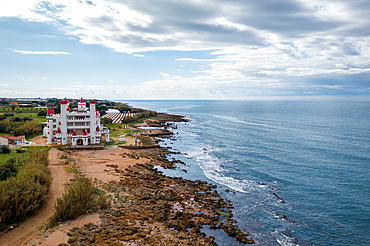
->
13;121;42;136
48;177;109;227
0;145;11;154
0;149;51;230
38;110;47;117
0;161;18;181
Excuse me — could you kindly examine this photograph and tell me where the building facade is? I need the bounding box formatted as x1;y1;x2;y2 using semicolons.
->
0;135;26;146
44;98;109;146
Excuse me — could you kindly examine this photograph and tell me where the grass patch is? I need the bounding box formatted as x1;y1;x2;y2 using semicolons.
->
47;177;109;227
65;165;78;174
0;152;20;165
22;146;51;151
104;139;115;145
123;129;140;134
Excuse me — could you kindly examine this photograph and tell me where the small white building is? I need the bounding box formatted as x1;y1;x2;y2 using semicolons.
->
44;97;109;146
0;135;26;146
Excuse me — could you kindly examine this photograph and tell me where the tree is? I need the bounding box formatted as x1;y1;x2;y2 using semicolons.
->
119;107;132;113
38;110;47;116
101;117;112;126
11;105;15;113
55;99;61;114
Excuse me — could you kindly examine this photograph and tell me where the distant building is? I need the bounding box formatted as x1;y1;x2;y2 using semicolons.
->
10;101;18;106
0;135;26;146
43;97;109;146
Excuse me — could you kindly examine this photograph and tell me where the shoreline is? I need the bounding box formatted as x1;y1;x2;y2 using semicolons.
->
0;113;255;245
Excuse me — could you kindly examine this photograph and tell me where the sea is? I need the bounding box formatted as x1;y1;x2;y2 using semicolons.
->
123;100;370;246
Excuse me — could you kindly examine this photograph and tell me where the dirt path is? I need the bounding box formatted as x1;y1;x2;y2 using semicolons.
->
0;148;70;246
0;146;148;245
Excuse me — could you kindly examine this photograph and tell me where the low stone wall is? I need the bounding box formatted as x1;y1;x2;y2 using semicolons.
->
69;144;105;150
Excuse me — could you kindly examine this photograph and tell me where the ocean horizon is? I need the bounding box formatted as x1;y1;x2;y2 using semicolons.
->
123;100;370;246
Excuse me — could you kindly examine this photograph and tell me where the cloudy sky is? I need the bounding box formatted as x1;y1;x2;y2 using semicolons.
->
1;0;370;100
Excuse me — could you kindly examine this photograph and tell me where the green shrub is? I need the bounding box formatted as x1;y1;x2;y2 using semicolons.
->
0;145;11;154
48;177;109;227
13;121;42;136
37;110;47;117
0;162;18;181
0;149;50;230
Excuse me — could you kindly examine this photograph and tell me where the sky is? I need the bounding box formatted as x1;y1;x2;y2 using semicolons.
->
1;0;370;100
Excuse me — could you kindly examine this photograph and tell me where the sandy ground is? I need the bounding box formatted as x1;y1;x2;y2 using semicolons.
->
0;144;148;245
30;135;48;145
68;147;148;183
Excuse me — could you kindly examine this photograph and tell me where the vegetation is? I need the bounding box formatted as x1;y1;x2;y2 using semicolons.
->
0;145;11;154
48;177;109;227
0;149;51;230
37;110;47;116
101;117;113;126
13;121;42;136
0;162;18;181
0;120;42;136
121;110;157;124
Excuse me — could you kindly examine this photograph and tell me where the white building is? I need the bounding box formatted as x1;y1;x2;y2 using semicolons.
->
44;98;109;146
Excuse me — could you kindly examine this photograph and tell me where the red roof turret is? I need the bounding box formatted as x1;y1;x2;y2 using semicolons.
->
72;130;77;136
83;130;87;136
80;97;84;103
96;126;99;131
57;127;61;133
47;108;51;117
51;107;55;115
89;100;96;104
60;97;68;105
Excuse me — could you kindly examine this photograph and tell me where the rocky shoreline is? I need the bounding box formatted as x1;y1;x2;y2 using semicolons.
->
59;113;255;245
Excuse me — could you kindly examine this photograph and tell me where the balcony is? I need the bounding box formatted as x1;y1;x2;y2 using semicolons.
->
67;133;91;137
67;123;90;129
67;111;89;116
67;118;90;122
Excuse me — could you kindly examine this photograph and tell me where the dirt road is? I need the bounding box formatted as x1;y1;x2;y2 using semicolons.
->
0;148;70;246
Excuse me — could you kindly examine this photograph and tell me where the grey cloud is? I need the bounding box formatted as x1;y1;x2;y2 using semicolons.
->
85;15;120;32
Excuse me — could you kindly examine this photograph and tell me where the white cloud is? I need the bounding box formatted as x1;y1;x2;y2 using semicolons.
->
160;72;170;78
42;77;47;80
75;81;82;84
108;80;115;83
1;0;370;99
160;73;170;78
11;49;70;55
336;64;348;69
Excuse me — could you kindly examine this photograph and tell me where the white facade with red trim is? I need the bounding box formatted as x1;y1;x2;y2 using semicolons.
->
44;97;109;145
